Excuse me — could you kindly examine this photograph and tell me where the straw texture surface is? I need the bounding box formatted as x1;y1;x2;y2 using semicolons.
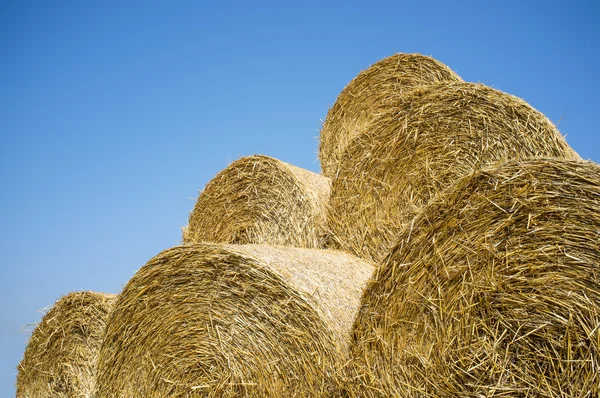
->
350;158;600;397
328;82;580;262
96;243;374;397
319;53;462;176
184;155;330;249
17;291;116;398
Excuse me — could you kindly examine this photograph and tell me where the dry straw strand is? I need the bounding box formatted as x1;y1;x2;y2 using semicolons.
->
95;243;374;397
16;291;116;398
183;155;331;249
327;82;580;263
350;158;600;397
319;53;463;176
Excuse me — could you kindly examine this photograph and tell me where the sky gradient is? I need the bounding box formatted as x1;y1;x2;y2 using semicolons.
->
2;1;599;395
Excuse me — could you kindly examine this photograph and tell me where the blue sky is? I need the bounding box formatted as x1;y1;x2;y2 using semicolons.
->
1;1;598;395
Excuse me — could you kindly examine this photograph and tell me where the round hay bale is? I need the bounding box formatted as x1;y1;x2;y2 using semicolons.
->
319;53;463;176
183;155;331;249
350;158;600;397
95;243;374;397
17;291;116;398
328;82;580;263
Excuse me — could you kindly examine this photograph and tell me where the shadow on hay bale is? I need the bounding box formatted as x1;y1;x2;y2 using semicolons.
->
183;155;330;249
327;82;581;263
319;53;462;177
95;243;374;397
349;158;600;397
16;291;116;398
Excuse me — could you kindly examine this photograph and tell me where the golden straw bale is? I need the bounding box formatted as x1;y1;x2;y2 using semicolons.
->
328;82;580;263
183;155;330;248
319;53;462;176
350;158;600;397
16;291;116;398
95;243;374;397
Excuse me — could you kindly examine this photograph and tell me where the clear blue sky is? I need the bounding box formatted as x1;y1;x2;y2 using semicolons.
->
1;1;598;395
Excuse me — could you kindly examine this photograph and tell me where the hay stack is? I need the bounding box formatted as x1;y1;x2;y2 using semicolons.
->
319;53;462;176
183;155;330;249
328;82;580;262
16;291;116;398
350;158;600;397
95;243;374;397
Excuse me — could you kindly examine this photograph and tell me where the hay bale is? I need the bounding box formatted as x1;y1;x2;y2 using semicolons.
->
328;82;580;263
319;53;463;176
16;291;116;398
95;243;374;397
350;158;600;397
183;155;331;249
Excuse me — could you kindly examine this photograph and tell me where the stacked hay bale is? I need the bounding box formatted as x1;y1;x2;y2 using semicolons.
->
18;52;596;397
16;291;115;398
349;159;600;397
319;53;463;176
95;243;374;397
326;82;580;262
183;155;330;248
